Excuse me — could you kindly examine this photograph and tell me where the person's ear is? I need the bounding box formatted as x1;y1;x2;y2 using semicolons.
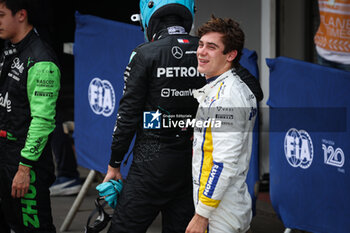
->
16;9;27;22
227;50;238;62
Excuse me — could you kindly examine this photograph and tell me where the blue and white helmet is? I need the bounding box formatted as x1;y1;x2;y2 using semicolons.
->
131;0;195;41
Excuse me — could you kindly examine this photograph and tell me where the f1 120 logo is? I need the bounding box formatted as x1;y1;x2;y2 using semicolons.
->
284;128;314;169
322;143;345;168
143;110;161;129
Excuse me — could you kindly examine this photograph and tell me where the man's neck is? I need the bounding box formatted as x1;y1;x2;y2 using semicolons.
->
11;25;33;44
204;66;232;81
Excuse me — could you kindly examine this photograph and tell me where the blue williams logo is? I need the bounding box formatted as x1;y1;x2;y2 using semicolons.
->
88;77;115;117
143;110;161;129
284;128;314;169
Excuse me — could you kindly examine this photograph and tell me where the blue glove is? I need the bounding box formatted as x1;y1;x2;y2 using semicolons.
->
108;179;123;194
96;179;123;209
104;192;117;209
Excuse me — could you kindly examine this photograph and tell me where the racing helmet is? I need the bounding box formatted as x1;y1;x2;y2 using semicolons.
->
132;0;195;41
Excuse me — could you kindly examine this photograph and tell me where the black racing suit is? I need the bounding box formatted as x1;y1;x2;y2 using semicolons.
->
108;27;206;233
0;29;60;233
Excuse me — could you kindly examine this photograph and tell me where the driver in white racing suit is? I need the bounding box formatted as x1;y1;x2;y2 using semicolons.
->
186;16;259;233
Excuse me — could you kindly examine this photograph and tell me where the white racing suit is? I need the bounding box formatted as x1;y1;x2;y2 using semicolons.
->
192;68;257;233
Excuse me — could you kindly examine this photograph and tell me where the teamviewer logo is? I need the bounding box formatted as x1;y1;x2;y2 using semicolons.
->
161;88;170;97
143;110;161;129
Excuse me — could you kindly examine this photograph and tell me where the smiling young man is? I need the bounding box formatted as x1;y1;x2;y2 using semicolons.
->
197;32;237;79
186;16;260;233
0;0;60;232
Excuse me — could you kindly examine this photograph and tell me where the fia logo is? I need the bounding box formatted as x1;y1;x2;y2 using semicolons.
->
88;77;115;117
284;128;314;169
143;110;161;129
322;142;345;168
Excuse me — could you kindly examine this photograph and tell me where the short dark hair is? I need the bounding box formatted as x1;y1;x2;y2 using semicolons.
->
0;0;34;25
197;15;245;68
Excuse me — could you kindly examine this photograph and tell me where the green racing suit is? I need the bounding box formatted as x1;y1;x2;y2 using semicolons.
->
0;29;60;233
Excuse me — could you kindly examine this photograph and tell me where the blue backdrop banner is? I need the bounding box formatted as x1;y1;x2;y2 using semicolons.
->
267;57;350;233
240;48;260;215
74;12;144;176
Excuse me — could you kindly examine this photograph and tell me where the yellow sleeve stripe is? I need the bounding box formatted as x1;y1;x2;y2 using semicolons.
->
198;126;213;200
198;126;221;208
199;193;221;208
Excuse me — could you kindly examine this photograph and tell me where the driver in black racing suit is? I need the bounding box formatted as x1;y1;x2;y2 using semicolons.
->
0;1;60;232
103;1;205;232
102;1;263;232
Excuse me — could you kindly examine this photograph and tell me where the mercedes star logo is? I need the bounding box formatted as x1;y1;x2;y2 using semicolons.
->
171;46;183;59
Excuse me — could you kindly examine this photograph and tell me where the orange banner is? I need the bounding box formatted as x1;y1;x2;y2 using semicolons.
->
314;0;350;53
